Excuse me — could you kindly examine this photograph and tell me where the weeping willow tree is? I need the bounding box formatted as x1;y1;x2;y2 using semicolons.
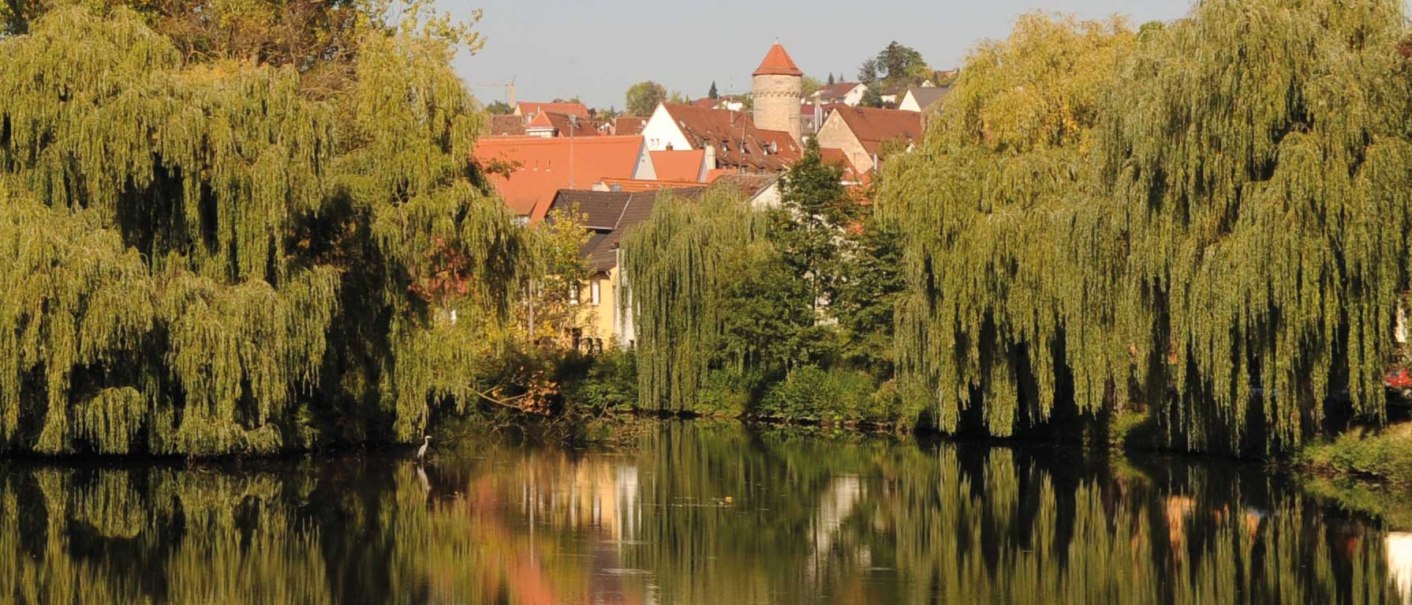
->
883;14;1138;436
0;4;528;455
327;28;528;442
887;1;1412;452
1095;0;1412;451
621;188;765;411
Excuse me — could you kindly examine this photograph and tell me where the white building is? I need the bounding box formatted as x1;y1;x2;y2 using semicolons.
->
809;82;868;107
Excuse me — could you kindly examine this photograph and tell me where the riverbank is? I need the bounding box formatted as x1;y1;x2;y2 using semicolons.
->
1293;423;1412;529
543;367;1412;532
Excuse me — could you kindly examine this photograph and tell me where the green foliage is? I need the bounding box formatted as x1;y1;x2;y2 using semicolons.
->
1301;424;1412;483
693;370;753;416
886;14;1137;439
518;208;590;343
625;144;906;423
857;58;879;86
887;1;1412;453
835;209;905;378
483;100;513;115
0;4;528;455
625;80;667;116
561;349;638;411
757;366;904;425
708;81;718;99
621;188;763;411
801;75;823;98
3;0;481;97
770;138;855;313
717;242;821;378
874;41;929;88
1095;0;1412;452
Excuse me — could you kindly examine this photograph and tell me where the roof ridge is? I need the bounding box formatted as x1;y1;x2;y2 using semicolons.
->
613;192;637;229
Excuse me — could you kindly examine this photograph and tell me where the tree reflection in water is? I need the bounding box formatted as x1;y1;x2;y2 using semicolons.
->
0;422;1406;604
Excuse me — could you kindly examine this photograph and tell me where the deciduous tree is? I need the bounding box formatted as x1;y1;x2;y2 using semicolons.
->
626;80;667;116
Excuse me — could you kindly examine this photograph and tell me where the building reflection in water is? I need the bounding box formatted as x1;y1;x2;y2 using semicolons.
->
1390;532;1412;604
0;423;1406;604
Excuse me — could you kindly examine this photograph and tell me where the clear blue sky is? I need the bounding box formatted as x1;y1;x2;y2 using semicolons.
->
437;1;1192;109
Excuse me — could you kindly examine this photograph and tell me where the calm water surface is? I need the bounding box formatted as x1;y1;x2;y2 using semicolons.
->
1;421;1410;604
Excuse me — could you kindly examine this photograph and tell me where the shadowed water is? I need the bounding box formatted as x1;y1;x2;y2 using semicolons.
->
0;421;1408;604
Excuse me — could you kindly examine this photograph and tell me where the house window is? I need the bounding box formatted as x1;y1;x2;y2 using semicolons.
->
590;279;601;306
570;284;580;305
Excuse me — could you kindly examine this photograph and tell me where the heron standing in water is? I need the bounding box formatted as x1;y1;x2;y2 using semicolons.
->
416;435;431;463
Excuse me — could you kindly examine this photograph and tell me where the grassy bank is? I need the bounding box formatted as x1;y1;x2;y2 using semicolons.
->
1299;423;1412;485
1292;422;1412;529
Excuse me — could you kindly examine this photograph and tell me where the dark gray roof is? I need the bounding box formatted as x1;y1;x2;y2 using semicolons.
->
488;114;525;136
552;190;637;230
547;187;707;272
711;173;781;200
905;86;952;111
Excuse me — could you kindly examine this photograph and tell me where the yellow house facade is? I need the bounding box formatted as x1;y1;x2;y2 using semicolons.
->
549;188;706;351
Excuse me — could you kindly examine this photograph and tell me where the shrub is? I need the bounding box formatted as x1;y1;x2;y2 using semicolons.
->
758;366;876;423
562;349;639;412
693;370;754;417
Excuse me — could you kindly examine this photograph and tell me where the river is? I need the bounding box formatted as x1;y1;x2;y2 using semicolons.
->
0;421;1408;604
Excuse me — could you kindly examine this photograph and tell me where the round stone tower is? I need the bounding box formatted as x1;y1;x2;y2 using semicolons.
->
752;42;803;143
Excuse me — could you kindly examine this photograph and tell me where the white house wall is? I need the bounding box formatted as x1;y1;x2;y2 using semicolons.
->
641;104;694;152
898;93;921;113
633;140;656;180
749;182;782;210
843;85;866;107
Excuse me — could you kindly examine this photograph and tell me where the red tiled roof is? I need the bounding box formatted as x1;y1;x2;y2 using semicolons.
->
649;150;706;182
517;101;590;119
812;82;863;100
691;98;719;109
527;111;598;137
488;114;525;137
711;173;781;200
472;136;646;223
658;104;800;172
819;148;862;181
598;178;706;192
754;42;803;77
832;106;922;154
614;116;645;136
526;112;554;130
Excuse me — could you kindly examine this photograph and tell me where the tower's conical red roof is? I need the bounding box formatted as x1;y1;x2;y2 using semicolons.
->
753;42;803;77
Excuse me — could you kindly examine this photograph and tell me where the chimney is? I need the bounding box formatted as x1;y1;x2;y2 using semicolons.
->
704;144;718;171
